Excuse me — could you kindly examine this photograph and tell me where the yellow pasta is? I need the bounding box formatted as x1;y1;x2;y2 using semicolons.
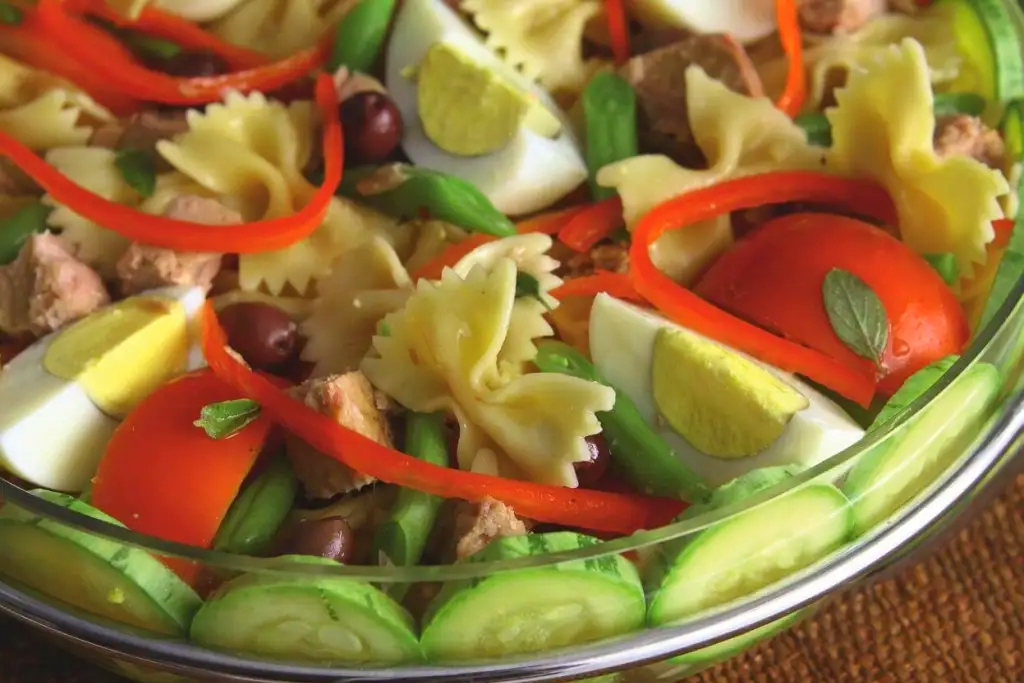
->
209;0;358;59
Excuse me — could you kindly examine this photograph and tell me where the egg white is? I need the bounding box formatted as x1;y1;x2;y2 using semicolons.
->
386;0;588;216
627;0;778;44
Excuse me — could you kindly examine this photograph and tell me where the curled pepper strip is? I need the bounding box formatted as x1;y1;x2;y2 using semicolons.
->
604;0;631;66
774;0;807;117
629;171;897;407
558;195;624;252
35;0;326;105
0;73;343;253
551;271;645;303
200;304;686;534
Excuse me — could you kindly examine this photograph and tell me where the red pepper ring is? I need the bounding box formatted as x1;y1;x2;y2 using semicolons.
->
200;303;687;535
0;73;343;253
629;171;898;407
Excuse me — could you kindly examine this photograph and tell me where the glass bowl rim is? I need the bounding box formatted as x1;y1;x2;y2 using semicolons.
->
1;276;1021;581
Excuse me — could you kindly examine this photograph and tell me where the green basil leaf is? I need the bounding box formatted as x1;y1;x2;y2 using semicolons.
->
337;164;516;237
582;72;638;201
194;399;262;440
0;2;23;25
822;268;890;364
0;203;52;265
922;252;960;286
115;148;157;198
868;355;960;432
514;271;552;310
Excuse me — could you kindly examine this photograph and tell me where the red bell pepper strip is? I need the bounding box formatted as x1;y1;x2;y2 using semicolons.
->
69;0;268;71
774;0;807;117
0;6;141;115
35;0;327;105
0;73;343;253
558;195;624;253
200;303;686;534
551;271;645;303
604;0;631;66
629;171;897;407
516;205;588;235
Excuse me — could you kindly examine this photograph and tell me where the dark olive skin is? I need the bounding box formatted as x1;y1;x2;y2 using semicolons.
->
217;302;299;371
278;517;355;564
139;49;229;78
574;435;611;488
339;92;404;165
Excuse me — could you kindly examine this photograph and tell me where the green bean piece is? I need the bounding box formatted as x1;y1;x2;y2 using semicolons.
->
213;455;298;556
115;148;157;198
534;341;711;503
123;32;182;60
581;72;638;201
372;412;449;598
338;164;517;237
329;0;397;73
0;203;52;265
922;252;960;286
794;112;832;147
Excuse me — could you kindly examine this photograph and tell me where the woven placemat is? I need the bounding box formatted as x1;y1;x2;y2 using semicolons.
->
1;473;1021;683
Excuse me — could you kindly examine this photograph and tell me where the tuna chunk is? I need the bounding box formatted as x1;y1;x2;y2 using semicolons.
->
797;0;887;34
0;234;109;336
285;372;394;500
89;109;189;154
563;242;630;279
933;115;1006;170
115;196;238;295
453;497;528;560
620;35;763;164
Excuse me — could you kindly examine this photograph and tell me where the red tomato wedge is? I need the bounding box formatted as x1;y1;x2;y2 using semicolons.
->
694;213;970;395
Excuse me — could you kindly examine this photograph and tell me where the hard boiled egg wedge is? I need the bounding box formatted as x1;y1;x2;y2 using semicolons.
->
627;0;778;44
386;0;588;216
0;286;207;492
589;294;864;487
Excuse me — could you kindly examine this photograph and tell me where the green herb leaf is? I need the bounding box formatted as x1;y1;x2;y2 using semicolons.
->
822;268;890;364
0;203;52;265
194;399;262;440
514;271;552;310
0;2;23;25
922;252;960;286
868;355;960;432
115;148;157;198
123;32;183;60
582;72;638;202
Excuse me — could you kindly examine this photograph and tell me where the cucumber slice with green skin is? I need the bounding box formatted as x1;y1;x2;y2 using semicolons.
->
213;454;297;556
666;608;810;668
190;556;421;663
0;490;201;636
421;532;646;662
647;470;853;626
843;362;1000;534
940;0;1024;103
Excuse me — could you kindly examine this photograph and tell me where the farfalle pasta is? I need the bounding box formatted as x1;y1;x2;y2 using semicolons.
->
361;253;613;487
462;0;607;94
209;0;357;58
826;39;1008;280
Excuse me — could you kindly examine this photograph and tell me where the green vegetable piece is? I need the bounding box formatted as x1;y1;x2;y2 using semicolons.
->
115;148;157;198
867;355;959;432
0;1;22;25
534;341;711;502
932;92;987;117
922;252;960;285
794;112;832;147
514;271;552;310
1001;99;1024;159
123;32;183;60
371;412;448;597
194;399;262;440
337;164;516;237
821;268;890;364
581;72;638;201
213;455;298;556
329;0;397;73
0;203;52;265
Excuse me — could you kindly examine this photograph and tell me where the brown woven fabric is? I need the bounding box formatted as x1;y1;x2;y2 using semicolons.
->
1;474;1022;683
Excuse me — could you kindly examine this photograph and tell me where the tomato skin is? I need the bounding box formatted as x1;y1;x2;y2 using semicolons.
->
91;370;271;553
694;213;969;396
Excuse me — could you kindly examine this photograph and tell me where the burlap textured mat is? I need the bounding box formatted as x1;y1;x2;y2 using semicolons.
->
1;474;1021;683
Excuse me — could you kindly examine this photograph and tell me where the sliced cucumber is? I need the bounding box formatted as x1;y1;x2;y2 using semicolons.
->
843;362;1000;534
667;608;810;668
421;532;645;661
939;0;1024;104
213;454;297;556
189;557;421;664
647;469;852;626
0;490;201;636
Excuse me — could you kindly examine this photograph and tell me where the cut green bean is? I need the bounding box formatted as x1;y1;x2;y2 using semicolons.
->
534;341;711;503
0;203;52;265
922;252;960;286
338;164;516;237
214;455;298;556
581;72;638;201
115;148;157;198
329;0;397;73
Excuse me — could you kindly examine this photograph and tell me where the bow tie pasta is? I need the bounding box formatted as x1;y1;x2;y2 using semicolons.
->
209;0;358;58
361;246;614;487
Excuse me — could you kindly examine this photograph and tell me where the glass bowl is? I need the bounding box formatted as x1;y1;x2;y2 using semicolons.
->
3;24;1024;683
